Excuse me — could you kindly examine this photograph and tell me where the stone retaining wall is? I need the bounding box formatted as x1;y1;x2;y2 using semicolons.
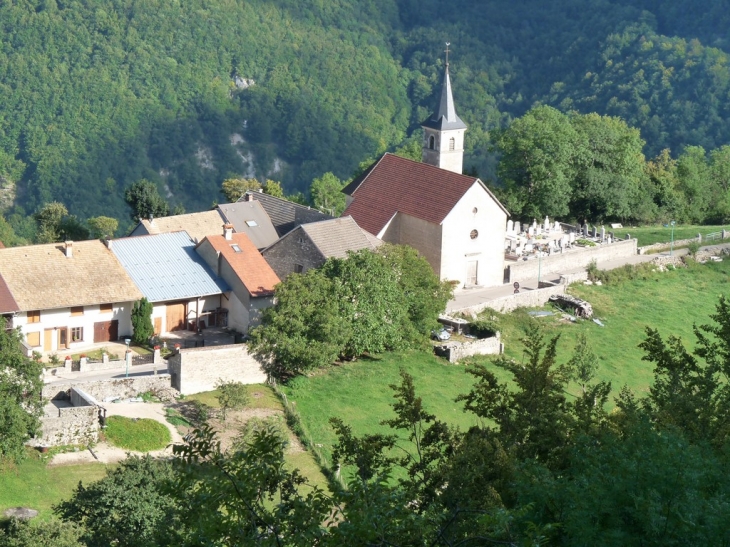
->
434;334;503;363
39;405;99;446
507;238;637;282
43;375;171;402
454;283;568;315
168;344;266;395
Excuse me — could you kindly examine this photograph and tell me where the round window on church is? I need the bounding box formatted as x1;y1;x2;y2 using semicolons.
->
470;229;478;240
472;207;478;214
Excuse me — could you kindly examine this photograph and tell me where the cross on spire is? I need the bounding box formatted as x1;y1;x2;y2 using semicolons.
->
445;42;450;67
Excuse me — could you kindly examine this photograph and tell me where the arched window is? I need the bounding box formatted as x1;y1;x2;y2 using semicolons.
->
429;135;435;150
449;137;455;151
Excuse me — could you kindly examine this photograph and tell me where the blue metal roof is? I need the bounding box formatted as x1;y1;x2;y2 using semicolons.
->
110;231;229;302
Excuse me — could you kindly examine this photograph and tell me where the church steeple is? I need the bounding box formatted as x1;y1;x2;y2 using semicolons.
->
421;43;467;174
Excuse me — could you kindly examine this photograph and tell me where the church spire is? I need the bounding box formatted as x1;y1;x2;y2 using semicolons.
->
421;43;467;174
422;43;467;131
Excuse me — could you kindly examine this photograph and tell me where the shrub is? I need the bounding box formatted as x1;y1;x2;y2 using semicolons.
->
587;262;657;285
576;238;597;247
468;319;499;338
687;240;701;256
131;297;153;345
215;381;249;421
234;415;289;450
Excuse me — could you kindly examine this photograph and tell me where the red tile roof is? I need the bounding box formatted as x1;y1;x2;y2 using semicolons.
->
203;233;280;297
0;272;19;314
342;153;508;236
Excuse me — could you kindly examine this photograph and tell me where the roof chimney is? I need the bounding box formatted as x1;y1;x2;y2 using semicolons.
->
224;224;234;241
148;214;154;225
64;241;73;258
103;238;112;250
245;193;254;202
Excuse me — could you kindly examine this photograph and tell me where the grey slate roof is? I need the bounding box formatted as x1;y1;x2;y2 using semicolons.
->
239;192;332;237
421;64;467;131
110;231;229;302
217;201;279;249
299;216;382;259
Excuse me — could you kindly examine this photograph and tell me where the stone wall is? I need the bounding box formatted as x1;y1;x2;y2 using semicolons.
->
453;283;568;316
43;374;171;402
262;231;326;280
38;386;101;447
168;344;266;395
39;404;99;446
506;238;637;282
434;334;503;363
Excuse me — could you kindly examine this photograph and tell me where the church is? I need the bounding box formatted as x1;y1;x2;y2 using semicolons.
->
341;53;509;288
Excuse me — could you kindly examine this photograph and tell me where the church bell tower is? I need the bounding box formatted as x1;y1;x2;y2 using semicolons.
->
421;43;467;174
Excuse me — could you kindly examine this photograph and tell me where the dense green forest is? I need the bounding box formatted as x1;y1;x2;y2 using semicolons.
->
3;0;730;236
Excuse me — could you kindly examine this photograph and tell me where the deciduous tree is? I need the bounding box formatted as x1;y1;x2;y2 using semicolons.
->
0;317;44;462
124;180;169;222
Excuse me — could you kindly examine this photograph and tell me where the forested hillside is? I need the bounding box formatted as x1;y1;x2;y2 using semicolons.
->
2;0;730;234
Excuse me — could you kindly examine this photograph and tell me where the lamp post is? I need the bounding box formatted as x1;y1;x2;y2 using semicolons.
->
124;338;131;378
670;220;676;256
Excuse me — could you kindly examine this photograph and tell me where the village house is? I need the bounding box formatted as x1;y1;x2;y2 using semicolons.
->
239;190;332;237
341;61;509;289
196;225;280;332
217;199;279;250
262;216;382;279
128;209;228;242
0;240;143;352
109;231;229;335
129;204;279;251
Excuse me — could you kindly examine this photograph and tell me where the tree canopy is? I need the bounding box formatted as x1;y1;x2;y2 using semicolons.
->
35;298;730;545
249;245;452;377
0;318;44;462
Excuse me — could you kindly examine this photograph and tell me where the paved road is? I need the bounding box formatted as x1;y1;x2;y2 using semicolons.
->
446;243;730;314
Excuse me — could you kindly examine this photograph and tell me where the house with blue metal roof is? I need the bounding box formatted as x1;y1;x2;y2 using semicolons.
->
110;231;231;334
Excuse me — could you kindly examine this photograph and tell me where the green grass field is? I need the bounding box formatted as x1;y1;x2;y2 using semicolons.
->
0;452;110;520
612;224;730;247
282;259;730;473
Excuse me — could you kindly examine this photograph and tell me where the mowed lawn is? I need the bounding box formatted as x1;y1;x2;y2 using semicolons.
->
0;454;110;520
612;224;730;247
283;259;730;470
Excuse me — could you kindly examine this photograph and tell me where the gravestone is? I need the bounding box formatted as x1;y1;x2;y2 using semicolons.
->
507;220;514;234
554;220;561;232
544;216;550;231
592;226;597;238
601;226;606;242
514;221;521;234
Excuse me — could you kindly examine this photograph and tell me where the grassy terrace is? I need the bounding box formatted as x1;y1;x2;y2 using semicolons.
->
0;454;109;521
283;259;730;474
611;223;730;247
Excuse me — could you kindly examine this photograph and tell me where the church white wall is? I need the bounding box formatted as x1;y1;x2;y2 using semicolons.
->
440;183;507;288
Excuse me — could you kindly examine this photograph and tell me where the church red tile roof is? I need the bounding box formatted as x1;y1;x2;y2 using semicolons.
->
342;153;507;236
